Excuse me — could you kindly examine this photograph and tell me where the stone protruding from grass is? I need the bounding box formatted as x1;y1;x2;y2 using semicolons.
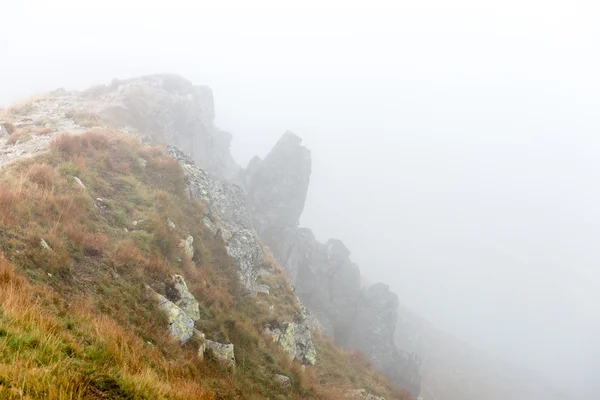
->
205;339;235;367
194;330;207;361
179;235;194;261
166;274;201;322
265;321;317;366
39;238;52;250
73;176;86;188
346;388;387;400
154;291;194;343
274;374;291;387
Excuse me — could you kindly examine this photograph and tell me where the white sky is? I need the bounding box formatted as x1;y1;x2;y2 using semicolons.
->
2;0;600;397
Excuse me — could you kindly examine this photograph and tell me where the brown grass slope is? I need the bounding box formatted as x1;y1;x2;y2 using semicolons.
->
0;130;410;400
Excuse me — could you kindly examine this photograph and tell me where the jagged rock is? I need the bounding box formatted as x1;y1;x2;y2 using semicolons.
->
254;283;270;295
0;125;8;136
167;218;176;230
245;133;421;395
165;275;200;322
245;131;311;234
274;374;291;387
205;339;235;367
346;389;386;400
1;75;238;179
265;321;316;365
40;239;51;250
346;283;421;397
155;292;194;343
276;323;296;359
73;176;85;188
168;146;262;291
137;157;147;168
179;235;194;260
293;320;317;366
98;75;240;180
194;330;206;361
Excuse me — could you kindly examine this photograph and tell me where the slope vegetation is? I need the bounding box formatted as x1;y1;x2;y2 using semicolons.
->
0;130;409;399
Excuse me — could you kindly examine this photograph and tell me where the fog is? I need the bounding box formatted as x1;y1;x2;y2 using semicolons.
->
2;0;600;397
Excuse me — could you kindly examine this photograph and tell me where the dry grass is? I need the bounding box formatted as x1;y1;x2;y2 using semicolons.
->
0;258;212;400
5;93;50;116
65;109;104;128
6;126;53;145
2;121;16;134
26;163;58;189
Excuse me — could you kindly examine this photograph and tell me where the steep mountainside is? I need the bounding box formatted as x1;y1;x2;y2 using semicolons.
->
243;133;421;396
3;74;562;400
0;75;412;399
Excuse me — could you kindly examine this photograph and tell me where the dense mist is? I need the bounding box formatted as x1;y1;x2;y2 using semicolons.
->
3;1;599;398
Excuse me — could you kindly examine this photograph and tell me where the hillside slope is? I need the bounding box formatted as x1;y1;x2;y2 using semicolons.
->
0;74;422;398
0;118;410;396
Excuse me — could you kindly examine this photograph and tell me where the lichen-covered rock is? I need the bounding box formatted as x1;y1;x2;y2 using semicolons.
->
245;132;421;395
265;321;316;366
167;146;262;292
165;275;200;322
345;389;386;400
205;339;235;367
274;374;291;387
194;330;206;361
39;238;52;250
179;235;194;260
293;321;317;366
155;292;194;343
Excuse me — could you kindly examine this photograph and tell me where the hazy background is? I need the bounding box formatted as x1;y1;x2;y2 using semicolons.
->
2;0;599;397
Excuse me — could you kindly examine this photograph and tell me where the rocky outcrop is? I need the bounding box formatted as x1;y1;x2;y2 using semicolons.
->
347;284;421;397
244;131;311;234
265;320;317;366
92;75;240;180
179;235;194;261
205;340;236;367
155;292;195;343
0;74;239;179
274;374;291;387
346;389;386;400
167;146;262;292
245;132;422;397
165;274;201;322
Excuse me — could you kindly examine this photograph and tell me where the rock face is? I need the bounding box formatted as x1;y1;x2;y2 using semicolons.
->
205;339;236;367
165;275;201;322
0;74;239;180
94;75;240;180
155;292;195;343
180;235;194;261
274;374;291;387
244;131;311;235
347;284;421;397
265;320;317;366
167;146;263;292
245;132;422;397
346;389;386;400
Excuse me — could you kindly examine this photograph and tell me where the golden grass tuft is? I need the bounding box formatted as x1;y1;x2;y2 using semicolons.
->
26;163;58;189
